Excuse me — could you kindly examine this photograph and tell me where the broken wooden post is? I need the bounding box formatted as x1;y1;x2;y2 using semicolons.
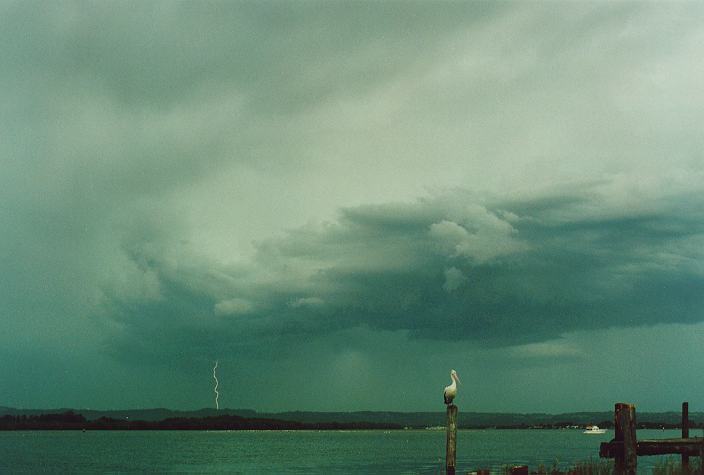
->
614;403;637;474
446;404;458;474
682;402;689;470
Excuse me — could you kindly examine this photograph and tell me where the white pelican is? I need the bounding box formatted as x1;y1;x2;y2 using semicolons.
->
443;369;460;405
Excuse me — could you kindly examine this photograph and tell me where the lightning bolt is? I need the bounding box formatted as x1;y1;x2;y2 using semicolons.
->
213;360;220;410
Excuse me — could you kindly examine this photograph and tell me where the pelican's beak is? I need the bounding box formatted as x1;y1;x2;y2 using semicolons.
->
456;374;461;384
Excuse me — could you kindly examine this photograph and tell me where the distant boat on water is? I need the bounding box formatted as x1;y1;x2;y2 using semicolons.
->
583;425;607;434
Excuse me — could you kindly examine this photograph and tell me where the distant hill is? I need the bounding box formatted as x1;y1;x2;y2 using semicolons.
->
2;406;703;429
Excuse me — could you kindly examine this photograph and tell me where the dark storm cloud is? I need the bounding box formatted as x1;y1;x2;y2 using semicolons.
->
102;184;704;362
3;0;704;410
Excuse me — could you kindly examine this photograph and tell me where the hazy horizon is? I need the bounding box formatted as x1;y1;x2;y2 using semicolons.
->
2;1;704;414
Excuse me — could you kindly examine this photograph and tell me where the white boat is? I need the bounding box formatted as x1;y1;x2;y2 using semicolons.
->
583;425;607;434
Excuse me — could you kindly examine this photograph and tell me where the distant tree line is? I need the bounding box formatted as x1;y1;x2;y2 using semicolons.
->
0;412;402;431
0;412;88;430
2;412;701;431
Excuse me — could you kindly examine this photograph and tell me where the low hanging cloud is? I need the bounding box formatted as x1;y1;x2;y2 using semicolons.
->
102;181;704;362
428;202;530;263
214;298;255;316
443;267;468;293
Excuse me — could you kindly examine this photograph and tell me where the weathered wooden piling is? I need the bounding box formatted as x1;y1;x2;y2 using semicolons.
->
446;404;458;474
601;401;704;469
614;402;637;474
682;401;689;469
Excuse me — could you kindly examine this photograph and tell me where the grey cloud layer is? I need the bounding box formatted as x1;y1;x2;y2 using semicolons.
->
103;184;704;362
2;1;704;409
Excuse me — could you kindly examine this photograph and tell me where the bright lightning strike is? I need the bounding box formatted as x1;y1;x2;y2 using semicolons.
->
213;360;220;410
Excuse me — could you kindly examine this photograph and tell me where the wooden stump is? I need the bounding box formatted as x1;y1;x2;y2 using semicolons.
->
446;404;458;474
682;402;689;470
614;403;637;474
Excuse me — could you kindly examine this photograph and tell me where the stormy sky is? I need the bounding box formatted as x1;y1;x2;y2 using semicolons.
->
2;1;704;413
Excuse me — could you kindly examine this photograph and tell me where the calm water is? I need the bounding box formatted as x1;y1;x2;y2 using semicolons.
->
0;429;688;473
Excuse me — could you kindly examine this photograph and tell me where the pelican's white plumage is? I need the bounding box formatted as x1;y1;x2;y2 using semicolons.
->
443;369;460;405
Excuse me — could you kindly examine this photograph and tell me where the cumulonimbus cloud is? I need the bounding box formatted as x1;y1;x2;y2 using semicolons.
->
102;182;704;362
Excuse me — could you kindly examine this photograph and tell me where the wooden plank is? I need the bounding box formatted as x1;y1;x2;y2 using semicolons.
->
600;438;704;458
446;404;458;475
638;439;704;456
600;441;617;458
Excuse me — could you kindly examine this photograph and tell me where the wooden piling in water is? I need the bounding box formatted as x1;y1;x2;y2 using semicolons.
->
601;401;704;468
682;402;689;470
446;404;458;475
614;403;637;474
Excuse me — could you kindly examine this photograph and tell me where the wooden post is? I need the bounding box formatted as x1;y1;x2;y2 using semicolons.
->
682;402;690;470
446;404;458;475
614;403;624;471
614;403;637;474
